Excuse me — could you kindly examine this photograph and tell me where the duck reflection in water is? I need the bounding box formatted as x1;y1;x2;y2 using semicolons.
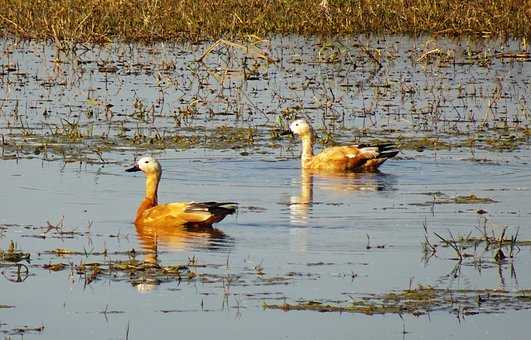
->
289;168;397;225
136;223;229;263
133;224;231;293
288;168;396;254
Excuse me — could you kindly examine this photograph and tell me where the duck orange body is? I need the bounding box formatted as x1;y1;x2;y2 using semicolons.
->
288;119;399;172
126;156;236;228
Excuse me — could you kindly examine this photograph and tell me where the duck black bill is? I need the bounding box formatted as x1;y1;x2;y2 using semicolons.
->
280;130;293;136
125;164;141;172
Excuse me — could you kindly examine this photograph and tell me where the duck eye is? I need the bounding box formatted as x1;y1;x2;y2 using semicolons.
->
144;161;149;164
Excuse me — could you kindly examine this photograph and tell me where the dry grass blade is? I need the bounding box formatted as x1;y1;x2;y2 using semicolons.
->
433;232;463;261
421;218;437;258
509;228;520;258
125;321;130;340
0;13;27;35
197;39;274;63
417;48;442;62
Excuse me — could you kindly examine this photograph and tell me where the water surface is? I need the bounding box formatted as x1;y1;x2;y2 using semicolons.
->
0;35;530;339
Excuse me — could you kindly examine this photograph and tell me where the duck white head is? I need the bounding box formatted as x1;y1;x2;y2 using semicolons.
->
126;156;162;176
288;119;315;164
289;119;313;136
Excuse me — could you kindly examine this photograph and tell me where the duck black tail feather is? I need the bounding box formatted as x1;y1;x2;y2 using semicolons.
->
379;149;400;159
358;143;399;159
185;202;238;215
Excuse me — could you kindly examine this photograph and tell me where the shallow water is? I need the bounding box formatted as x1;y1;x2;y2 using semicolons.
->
0;35;530;339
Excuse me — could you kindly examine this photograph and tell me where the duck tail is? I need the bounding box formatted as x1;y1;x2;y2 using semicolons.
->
185;202;238;216
357;143;399;171
185;202;237;227
359;143;399;159
379;149;399;159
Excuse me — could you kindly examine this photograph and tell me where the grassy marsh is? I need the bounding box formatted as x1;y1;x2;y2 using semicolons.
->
0;0;530;43
0;8;530;337
0;35;529;163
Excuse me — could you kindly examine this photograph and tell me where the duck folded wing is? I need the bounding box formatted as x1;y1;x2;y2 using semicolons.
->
311;145;399;171
140;202;193;226
139;202;236;228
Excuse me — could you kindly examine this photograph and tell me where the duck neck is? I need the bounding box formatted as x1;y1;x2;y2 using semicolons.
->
145;172;160;204
135;171;161;223
300;133;314;168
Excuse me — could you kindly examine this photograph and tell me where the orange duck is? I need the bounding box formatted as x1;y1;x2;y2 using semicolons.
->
126;156;236;228
286;119;399;172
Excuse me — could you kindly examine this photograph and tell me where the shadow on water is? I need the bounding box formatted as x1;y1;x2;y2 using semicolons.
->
289;169;397;225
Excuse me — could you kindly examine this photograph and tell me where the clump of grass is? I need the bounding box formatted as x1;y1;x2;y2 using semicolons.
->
396;136;451;151
485;134;524;151
73;258;191;286
411;193;498;206
264;285;531;316
207;126;257;148
0;240;30;263
0;0;529;44
3;324;45;336
422;221;529;268
452;194;497;204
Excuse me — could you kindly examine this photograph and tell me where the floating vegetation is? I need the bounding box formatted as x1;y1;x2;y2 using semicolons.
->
0;241;30;263
42;263;66;271
452;195;497;204
74;259;191;287
264;286;531;316
65;256;300;289
485;134;527;151
412;193;498;206
395;136;451;151
0;324;45;336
